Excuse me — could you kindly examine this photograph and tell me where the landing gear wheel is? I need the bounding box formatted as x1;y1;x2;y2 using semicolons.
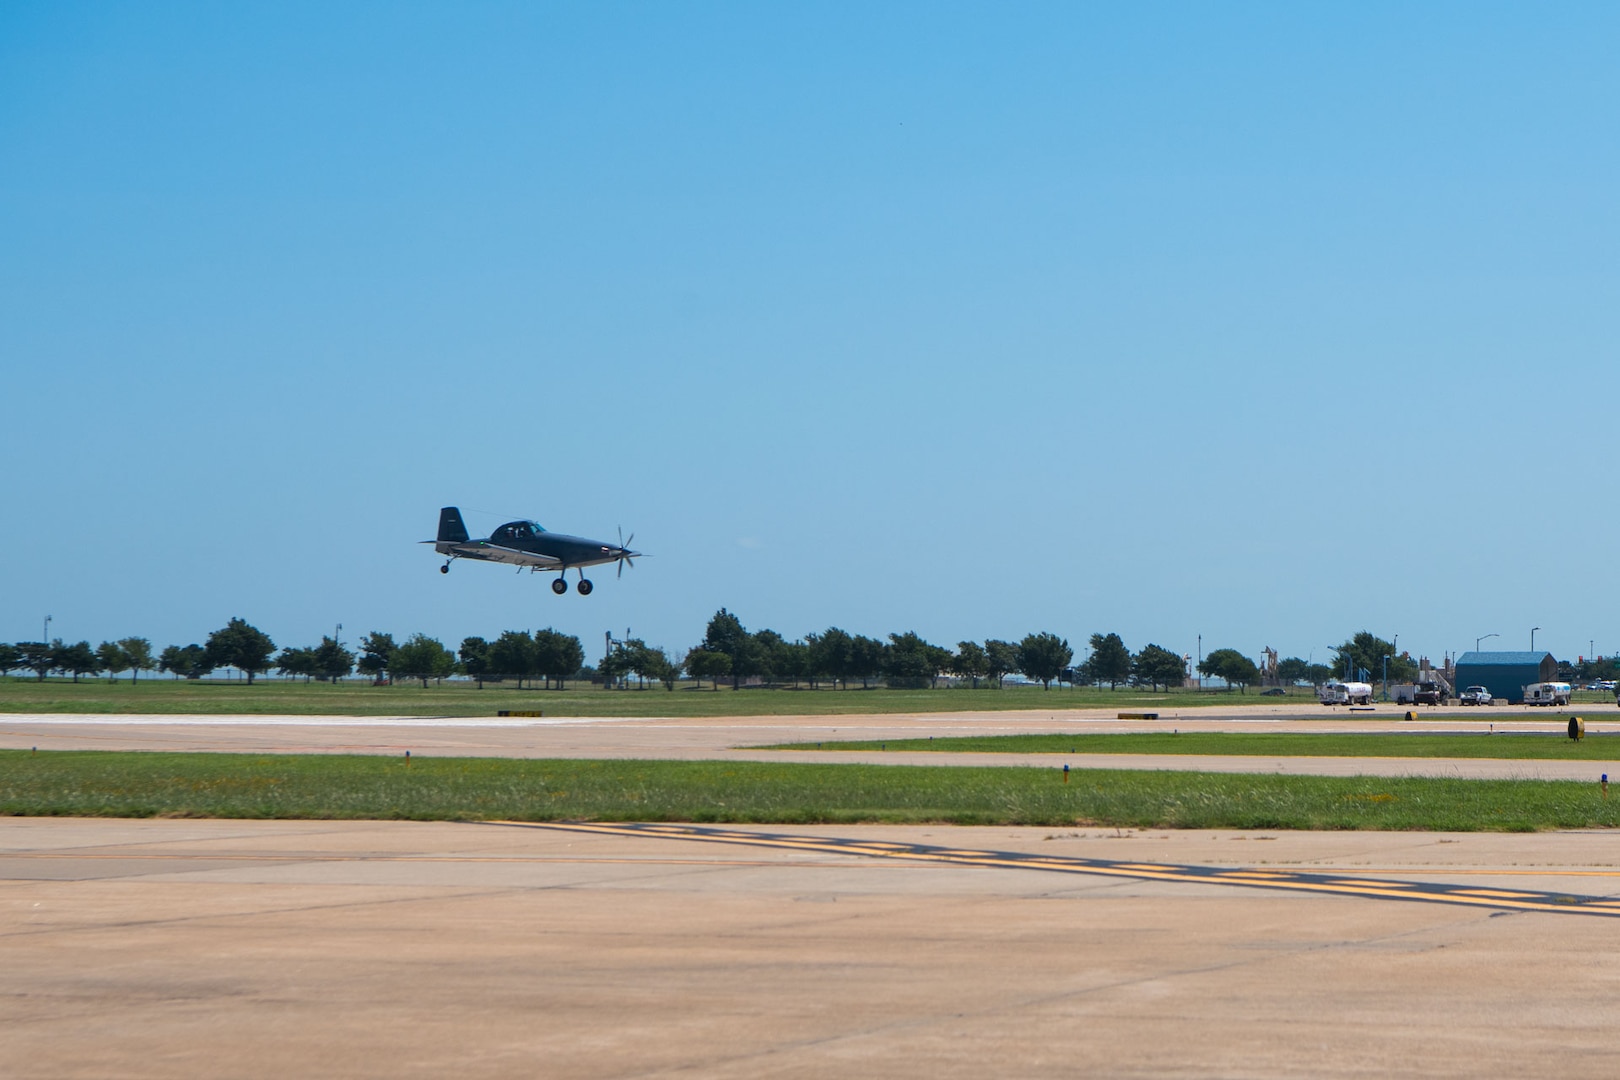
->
440;563;450;574
551;578;568;595
577;579;593;595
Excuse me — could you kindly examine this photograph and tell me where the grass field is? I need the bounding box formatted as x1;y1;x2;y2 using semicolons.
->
0;676;1326;716
2;750;1618;831
769;731;1620;760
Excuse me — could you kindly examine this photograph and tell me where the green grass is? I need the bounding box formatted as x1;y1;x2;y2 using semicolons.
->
768;731;1620;760
0;676;1320;717
2;750;1618;831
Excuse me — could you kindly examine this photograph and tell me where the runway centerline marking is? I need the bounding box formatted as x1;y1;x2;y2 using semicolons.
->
488;821;1620;917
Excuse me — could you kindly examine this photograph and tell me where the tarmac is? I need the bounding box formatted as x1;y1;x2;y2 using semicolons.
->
2;706;1617;780
6;817;1620;1078
5;706;1620;1076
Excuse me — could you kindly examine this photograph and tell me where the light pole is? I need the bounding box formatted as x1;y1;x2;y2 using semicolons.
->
43;615;51;643
1382;655;1391;701
335;623;342;647
1531;627;1541;652
1476;633;1498;653
1197;634;1202;690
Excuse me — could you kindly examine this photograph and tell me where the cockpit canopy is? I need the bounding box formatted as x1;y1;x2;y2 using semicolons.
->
491;520;547;542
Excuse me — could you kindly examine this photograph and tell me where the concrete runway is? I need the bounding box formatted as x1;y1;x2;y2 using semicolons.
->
3;708;1617;779
6;708;1620;1075
6;817;1620;1078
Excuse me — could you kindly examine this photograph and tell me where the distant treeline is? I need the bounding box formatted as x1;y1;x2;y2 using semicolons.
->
0;610;1224;692
15;615;1579;693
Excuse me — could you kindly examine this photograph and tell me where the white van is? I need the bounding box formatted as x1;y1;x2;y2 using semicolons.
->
1523;682;1571;706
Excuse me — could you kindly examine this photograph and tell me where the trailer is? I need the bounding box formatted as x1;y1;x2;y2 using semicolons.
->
1523;682;1571;706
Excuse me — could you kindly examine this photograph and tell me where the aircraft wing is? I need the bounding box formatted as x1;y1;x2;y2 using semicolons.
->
468;543;563;568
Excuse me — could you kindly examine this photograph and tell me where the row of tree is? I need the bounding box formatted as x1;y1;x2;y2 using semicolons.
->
2;617;1496;694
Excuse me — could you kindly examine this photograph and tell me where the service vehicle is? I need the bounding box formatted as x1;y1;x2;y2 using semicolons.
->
1458;686;1493;706
1523;682;1572;706
1414;680;1449;706
1318;680;1374;706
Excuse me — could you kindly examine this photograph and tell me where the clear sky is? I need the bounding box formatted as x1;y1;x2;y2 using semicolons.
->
3;2;1617;669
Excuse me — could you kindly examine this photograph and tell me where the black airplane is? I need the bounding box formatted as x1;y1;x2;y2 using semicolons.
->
426;507;640;595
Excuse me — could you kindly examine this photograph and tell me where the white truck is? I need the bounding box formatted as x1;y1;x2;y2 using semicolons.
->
1318;680;1374;706
1523;682;1572;706
1458;685;1493;706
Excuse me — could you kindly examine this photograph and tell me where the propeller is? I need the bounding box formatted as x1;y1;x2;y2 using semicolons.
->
616;526;639;579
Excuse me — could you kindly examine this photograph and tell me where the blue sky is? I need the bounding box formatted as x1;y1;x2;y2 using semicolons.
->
3;2;1617;668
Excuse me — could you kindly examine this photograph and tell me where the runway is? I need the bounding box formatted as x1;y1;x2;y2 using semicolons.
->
2;709;1616;780
6;817;1620;1078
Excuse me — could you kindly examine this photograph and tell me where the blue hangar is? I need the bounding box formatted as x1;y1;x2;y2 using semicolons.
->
1452;651;1556;705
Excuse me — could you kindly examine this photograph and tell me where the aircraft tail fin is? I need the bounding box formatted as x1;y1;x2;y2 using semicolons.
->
437;507;470;544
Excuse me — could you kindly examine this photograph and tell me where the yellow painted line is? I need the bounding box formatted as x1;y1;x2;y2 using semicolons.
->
494;823;1620;917
1215;871;1292;879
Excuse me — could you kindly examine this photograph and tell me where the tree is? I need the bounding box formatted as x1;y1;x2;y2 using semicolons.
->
1132;644;1186;692
1199;648;1260;692
391;633;457;688
1017;632;1074;690
118;637;155;684
95;641;128;682
807;628;854;689
1086;633;1132;690
459;637;492;688
751;629;786;683
640;646;681;691
17;641;55;681
850;635;887;689
56;640;98;683
533;628;584;689
203;618;276;684
885;632;950;688
952;641;990;689
684;648;731;689
311;636;355;682
703;609;760;689
984;640;1019;688
357;632;397;683
1275;657;1310;686
1332;632;1415;685
776;641;810;687
599;644;635;688
488;631;537;688
159;643;211;679
1304;663;1334;687
276;646;317;683
0;642;19;677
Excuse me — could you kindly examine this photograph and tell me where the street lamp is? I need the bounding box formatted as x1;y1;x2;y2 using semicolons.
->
1531;627;1541;652
1382;655;1391;701
1476;633;1498;652
43;615;51;643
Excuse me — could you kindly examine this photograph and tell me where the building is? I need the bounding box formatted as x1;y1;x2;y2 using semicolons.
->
1452;651;1556;705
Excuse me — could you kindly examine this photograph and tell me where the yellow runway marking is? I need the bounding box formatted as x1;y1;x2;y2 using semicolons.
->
491;821;1620;918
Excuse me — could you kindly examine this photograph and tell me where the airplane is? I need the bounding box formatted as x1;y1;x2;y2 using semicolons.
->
425;507;641;595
